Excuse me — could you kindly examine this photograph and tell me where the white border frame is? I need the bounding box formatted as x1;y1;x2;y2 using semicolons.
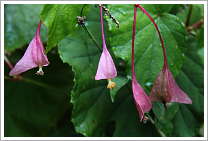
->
1;1;207;140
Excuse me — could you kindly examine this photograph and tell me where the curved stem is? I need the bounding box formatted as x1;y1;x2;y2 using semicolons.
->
131;6;137;80
135;4;168;69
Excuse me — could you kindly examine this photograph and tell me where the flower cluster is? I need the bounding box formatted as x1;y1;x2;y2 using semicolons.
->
9;5;192;122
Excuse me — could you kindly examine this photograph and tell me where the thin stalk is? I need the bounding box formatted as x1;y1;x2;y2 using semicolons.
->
131;6;137;80
185;5;193;27
80;4;87;16
146;114;166;137
82;25;102;52
4;55;14;69
135;4;168;69
99;4;107;49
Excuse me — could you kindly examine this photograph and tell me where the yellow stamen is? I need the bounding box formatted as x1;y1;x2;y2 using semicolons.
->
107;79;116;89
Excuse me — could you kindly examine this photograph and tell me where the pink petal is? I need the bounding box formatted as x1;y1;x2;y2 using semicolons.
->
132;79;152;121
167;69;192;104
150;68;192;104
31;32;49;67
9;23;49;76
95;44;117;80
9;38;39;76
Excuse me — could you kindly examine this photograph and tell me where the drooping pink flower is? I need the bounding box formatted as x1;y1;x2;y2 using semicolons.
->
150;66;192;104
95;5;117;89
132;78;152;121
131;6;152;121
135;4;192;104
9;22;49;76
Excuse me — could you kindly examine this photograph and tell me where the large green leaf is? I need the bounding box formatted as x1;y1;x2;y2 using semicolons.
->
108;5;186;86
58;5;159;136
40;4;87;52
5;4;45;52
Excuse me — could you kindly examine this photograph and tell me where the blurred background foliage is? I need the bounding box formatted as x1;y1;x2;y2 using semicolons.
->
4;4;204;137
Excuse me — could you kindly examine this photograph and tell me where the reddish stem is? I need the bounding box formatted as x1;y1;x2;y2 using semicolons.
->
99;5;107;49
135;4;168;69
35;21;42;38
131;5;137;80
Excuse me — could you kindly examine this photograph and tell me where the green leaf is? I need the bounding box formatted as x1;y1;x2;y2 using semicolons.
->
5;53;74;136
177;4;204;25
110;76;129;102
40;4;88;52
173;105;198;137
5;4;45;52
58;5;109;136
58;5;158;136
141;4;174;14
108;5;185;86
152;102;179;136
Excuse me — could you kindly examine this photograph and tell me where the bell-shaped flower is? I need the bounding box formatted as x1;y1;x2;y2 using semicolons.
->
132;76;152;121
135;4;192;105
150;66;192;104
95;5;117;89
131;5;152;122
95;43;117;80
9;22;49;76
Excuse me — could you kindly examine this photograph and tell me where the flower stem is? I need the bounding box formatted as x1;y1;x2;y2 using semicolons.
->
99;4;107;49
82;25;102;52
131;5;137;80
135;4;168;69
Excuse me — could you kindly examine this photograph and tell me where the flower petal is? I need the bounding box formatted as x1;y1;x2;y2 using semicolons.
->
9;38;38;76
95;44;117;80
150;68;192;104
167;70;192;104
31;33;49;67
132;79;152;121
9;22;49;76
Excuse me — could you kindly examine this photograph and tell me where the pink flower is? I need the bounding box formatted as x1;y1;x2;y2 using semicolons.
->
131;6;152;121
95;43;117;80
9;22;49;76
132;78;152;121
95;5;117;89
150;66;192;104
135;4;192;105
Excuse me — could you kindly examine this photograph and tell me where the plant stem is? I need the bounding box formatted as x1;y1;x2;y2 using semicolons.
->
80;4;87;16
135;4;168;69
146;114;166;137
82;25;102;52
131;5;137;80
187;19;204;31
4;55;14;69
5;75;56;90
185;5;193;27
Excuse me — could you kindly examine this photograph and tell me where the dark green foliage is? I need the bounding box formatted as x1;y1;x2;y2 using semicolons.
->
4;4;204;137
